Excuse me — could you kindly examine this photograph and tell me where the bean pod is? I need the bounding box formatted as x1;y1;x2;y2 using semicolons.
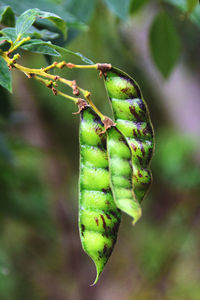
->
79;105;121;284
106;126;141;224
102;67;154;203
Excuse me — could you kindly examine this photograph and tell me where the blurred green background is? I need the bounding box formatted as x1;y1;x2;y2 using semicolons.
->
0;0;200;299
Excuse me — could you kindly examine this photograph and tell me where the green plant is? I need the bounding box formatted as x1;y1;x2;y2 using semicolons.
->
0;7;154;284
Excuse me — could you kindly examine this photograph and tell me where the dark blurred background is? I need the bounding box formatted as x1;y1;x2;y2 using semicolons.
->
0;0;200;299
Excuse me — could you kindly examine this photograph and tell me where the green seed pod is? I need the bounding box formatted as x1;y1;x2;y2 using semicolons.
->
106;126;141;225
102;67;154;203
79;105;121;285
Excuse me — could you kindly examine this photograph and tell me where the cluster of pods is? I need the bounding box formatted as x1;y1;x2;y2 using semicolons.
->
78;66;154;284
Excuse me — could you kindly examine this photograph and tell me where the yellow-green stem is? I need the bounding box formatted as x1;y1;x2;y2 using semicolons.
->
0;52;107;122
7;36;31;56
67;63;98;70
33;75;78;103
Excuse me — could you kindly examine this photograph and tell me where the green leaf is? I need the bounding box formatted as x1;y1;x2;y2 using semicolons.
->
64;0;98;23
73;52;94;64
149;11;181;78
187;0;198;13
16;9;40;37
28;28;59;40
0;56;12;93
0;27;17;42
164;0;200;28
3;0;87;27
103;0;131;20
37;11;67;38
51;44;94;64
20;40;60;56
0;37;10;42
0;6;15;27
190;4;200;27
1;26;58;41
16;8;67;38
130;0;149;14
164;0;187;11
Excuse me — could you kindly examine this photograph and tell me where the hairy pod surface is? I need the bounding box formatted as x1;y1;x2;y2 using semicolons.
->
103;67;154;203
79;106;121;285
106;126;141;224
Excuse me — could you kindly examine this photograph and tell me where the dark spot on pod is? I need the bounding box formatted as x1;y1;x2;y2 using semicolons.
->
136;123;143;136
133;174;139;182
133;129;138;138
95;217;99;226
129;106;140;120
137;170;143;178
119;137;128;146
102;188;109;194
98;251;103;259
102;232;109;238
81;224;85;236
112;221;120;235
109;210;118;219
100;214;107;231
137;98;146;113
142;127;148;136
95;126;102;135
106;213;112;220
131;143;137;152
137;155;143;166
97;143;103;150
105;200;110;205
143;123;153;136
103;244;108;255
139;140;145;157
128;176;133;185
146;169;151;178
117;74;141;98
146;146;153;164
121;87;130;93
93;114;101;124
110;210;121;223
100;135;107;148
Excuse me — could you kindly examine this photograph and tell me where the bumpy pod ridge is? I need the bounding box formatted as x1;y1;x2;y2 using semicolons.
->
103;67;154;203
106;126;141;224
79;106;121;284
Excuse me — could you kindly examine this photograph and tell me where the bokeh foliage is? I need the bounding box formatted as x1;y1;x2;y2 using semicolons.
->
0;0;200;299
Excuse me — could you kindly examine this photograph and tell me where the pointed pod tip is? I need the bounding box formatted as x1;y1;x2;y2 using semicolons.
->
90;264;101;287
90;275;98;287
132;206;142;226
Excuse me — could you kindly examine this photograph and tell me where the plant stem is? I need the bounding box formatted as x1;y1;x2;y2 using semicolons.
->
7;36;31;56
34;75;78;103
67;63;98;70
0;52;108;121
